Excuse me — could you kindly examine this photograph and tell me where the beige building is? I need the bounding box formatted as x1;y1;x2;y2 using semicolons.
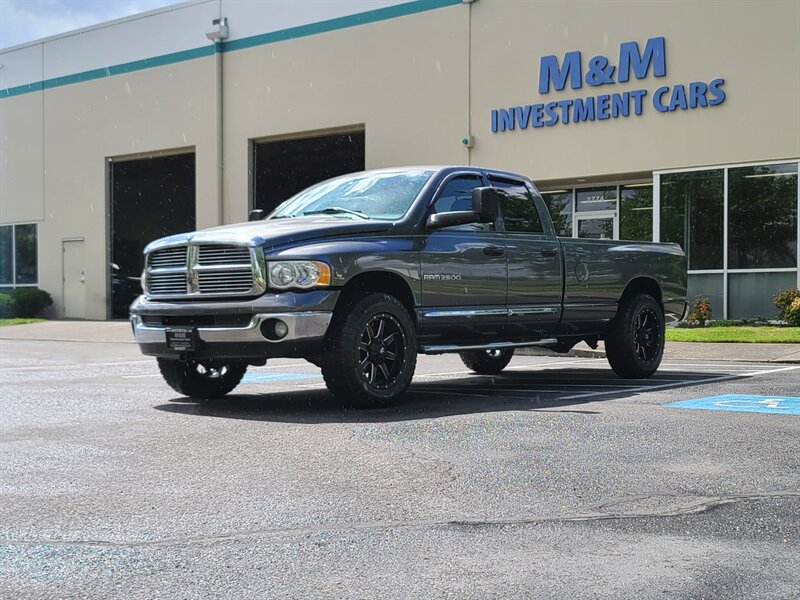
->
1;0;798;320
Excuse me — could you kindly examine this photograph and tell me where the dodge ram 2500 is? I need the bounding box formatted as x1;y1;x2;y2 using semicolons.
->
130;166;687;406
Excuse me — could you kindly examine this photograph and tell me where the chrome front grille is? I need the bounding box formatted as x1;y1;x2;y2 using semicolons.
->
198;268;254;293
145;243;264;299
198;245;251;265
148;247;187;268
147;272;187;295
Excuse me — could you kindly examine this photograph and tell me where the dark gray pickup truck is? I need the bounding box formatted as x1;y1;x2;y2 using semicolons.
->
131;166;686;406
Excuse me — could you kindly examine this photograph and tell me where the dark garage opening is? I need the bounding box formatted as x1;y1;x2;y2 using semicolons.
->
253;130;365;214
110;153;195;318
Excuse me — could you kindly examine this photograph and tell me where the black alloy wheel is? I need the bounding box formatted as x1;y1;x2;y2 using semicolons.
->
633;308;660;362
157;358;247;399
359;313;407;389
322;292;417;407
459;347;515;374
605;292;665;379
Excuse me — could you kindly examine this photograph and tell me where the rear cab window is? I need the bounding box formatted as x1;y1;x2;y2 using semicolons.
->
489;176;553;236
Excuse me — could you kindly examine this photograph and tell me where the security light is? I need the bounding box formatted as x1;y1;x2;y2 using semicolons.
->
206;17;229;42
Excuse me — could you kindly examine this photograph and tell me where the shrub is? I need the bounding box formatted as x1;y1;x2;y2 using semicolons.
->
774;288;800;325
10;287;53;318
785;297;800;327
686;296;712;327
0;292;13;318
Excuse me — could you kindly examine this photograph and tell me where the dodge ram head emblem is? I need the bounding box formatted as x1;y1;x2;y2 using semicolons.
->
575;262;590;282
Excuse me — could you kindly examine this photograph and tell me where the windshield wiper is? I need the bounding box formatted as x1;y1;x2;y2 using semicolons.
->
303;207;370;220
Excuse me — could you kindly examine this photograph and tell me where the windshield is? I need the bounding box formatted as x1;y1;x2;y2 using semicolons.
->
269;170;434;220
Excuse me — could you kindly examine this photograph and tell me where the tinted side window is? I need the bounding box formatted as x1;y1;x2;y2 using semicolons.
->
490;177;544;234
432;175;494;232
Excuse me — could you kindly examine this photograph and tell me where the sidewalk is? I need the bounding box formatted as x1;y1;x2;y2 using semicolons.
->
1;320;798;363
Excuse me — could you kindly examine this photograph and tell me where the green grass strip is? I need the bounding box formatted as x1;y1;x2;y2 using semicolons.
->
666;326;800;344
0;318;46;327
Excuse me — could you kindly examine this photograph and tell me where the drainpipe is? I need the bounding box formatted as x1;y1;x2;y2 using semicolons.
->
206;17;228;225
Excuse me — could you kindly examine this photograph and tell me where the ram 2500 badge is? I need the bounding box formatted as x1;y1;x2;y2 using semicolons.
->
130;167;687;406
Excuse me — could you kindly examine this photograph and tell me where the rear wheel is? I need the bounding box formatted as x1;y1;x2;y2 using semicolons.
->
321;293;417;408
157;358;247;399
605;293;664;379
459;348;514;374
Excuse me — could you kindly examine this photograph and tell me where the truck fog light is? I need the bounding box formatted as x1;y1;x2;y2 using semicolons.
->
261;318;289;340
273;320;289;339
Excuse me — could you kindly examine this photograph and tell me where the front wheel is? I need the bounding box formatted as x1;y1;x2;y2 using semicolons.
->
321;293;417;408
605;293;664;379
157;358;247;399
459;348;514;374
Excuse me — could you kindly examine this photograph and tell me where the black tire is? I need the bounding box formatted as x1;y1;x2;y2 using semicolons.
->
321;293;417;408
157;358;247;399
605;293;665;379
459;348;514;374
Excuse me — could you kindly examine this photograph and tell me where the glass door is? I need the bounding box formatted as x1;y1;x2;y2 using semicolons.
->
577;213;616;239
574;186;618;239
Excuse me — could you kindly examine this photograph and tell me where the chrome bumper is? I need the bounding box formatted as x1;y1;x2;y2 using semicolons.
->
131;312;333;345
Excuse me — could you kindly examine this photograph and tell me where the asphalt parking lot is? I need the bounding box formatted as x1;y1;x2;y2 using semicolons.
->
1;335;799;599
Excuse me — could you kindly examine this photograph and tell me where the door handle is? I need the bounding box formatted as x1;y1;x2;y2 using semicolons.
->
541;248;559;258
483;246;505;257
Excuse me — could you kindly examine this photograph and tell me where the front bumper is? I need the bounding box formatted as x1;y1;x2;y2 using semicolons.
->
129;290;338;360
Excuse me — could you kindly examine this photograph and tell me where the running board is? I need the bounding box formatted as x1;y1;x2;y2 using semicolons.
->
421;339;558;354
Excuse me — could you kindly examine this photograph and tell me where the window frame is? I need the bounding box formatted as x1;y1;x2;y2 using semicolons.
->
425;170;499;234
485;174;555;238
654;158;800;319
0;222;39;289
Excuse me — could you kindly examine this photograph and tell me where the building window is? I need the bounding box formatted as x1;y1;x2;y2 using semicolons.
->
576;186;616;212
660;170;724;270
657;160;800;320
620;183;653;241
0;223;38;289
728;163;798;269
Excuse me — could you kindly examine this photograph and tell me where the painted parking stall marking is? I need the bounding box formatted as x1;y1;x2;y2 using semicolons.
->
666;394;800;415
241;373;321;384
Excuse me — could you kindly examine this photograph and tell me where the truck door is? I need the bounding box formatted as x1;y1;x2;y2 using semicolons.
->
419;172;507;345
489;175;563;339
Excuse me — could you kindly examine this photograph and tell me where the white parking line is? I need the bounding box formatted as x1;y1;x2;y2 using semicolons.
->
556;365;800;401
121;360;313;379
0;359;152;372
414;358;600;380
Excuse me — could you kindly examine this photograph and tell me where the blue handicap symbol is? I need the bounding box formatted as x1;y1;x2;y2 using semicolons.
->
665;394;800;415
241;372;321;384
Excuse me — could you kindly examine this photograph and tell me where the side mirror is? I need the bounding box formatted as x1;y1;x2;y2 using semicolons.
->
426;211;480;230
472;187;501;222
248;209;265;222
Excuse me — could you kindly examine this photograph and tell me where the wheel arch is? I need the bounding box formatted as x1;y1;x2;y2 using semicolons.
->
335;271;417;323
619;276;663;309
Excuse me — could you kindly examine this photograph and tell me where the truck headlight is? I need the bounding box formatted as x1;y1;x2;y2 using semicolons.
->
267;261;331;290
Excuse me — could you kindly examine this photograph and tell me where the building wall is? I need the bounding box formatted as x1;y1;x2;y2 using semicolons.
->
469;0;800;182
221;2;470;223
0;0;798;318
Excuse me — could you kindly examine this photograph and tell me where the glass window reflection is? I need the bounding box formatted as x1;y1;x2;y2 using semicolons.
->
576;186;616;212
728;163;797;269
620;184;653;241
660;170;724;270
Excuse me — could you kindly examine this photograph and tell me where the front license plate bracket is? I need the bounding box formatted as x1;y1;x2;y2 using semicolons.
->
165;327;197;352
